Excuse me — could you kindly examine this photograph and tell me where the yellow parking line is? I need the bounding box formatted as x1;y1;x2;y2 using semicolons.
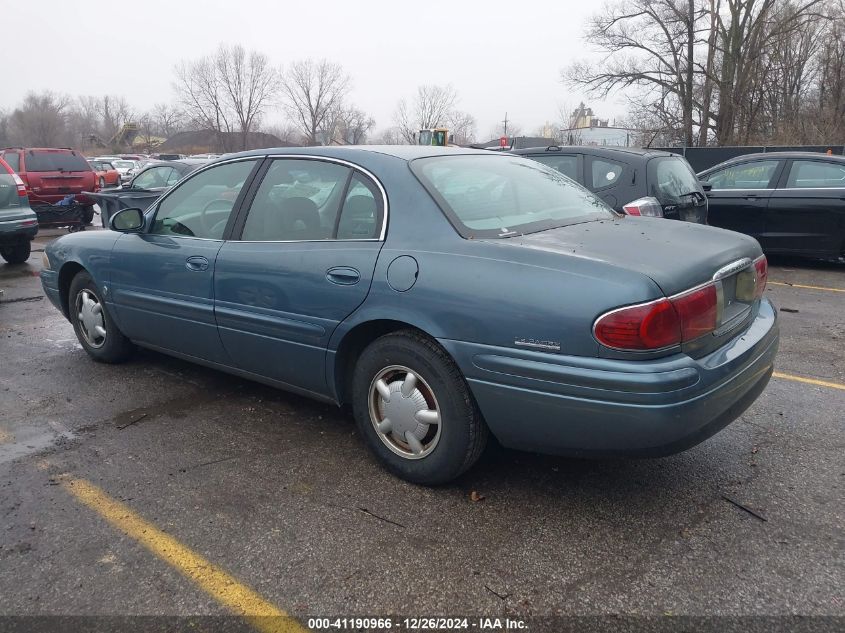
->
773;372;845;391
62;477;306;633
0;428;13;444
769;281;845;293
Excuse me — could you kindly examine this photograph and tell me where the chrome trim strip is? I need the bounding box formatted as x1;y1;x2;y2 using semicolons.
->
147;153;390;243
712;258;752;281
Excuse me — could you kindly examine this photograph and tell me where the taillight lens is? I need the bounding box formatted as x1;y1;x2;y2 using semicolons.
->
12;173;27;196
673;284;718;340
622;197;663;217
594;299;681;350
595;283;719;351
753;255;767;298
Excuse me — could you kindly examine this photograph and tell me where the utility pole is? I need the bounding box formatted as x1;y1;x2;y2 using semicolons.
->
502;112;509;136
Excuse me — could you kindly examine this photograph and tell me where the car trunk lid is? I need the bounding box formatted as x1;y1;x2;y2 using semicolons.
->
491;216;760;297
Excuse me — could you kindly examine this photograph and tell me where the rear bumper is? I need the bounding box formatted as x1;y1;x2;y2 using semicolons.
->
0;216;39;242
440;298;779;457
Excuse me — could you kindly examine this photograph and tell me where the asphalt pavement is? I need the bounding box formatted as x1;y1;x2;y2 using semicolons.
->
0;228;842;631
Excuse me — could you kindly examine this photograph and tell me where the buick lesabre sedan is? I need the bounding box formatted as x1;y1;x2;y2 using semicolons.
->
41;147;779;484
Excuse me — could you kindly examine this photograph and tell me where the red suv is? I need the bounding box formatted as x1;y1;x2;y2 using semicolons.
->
0;147;99;223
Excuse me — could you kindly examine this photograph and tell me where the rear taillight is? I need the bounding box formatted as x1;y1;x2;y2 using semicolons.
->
622;197;663;217
594;299;681;350
12;173;27;196
753;255;767;298
673;284;718;340
595;282;719;351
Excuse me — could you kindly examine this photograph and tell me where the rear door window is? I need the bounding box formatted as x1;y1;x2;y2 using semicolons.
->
240;159;352;241
590;158;625;190
703;161;780;189
786;160;845;188
23;151;91;172
527;155;580;181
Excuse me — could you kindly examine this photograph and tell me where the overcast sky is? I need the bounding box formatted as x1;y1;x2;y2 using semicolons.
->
4;0;626;139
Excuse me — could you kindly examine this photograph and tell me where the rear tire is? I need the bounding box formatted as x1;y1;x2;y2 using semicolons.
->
68;271;134;363
0;240;31;265
351;330;488;485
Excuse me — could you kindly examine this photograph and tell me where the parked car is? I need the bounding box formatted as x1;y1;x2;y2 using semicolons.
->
0;156;38;264
85;159;207;227
1;147;98;223
512;146;708;223
110;159;141;184
699;152;845;260
41;147;778;484
87;159;121;189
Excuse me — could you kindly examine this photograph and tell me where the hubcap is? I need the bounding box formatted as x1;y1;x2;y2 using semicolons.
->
368;365;441;459
75;289;107;348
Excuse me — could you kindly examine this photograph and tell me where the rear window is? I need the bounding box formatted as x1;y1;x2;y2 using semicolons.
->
24;151;91;172
649;157;701;204
411;155;612;239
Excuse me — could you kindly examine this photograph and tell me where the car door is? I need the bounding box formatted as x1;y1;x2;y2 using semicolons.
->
764;158;845;257
701;159;784;243
108;158;260;363
214;157;386;396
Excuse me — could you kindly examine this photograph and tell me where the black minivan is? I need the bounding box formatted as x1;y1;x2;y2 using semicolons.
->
512;146;708;224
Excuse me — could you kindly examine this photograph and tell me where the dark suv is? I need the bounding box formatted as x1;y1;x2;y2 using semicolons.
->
512;146;708;223
0;147;98;223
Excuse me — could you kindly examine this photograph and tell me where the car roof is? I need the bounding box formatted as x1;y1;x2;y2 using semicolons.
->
511;145;676;159
223;145;501;162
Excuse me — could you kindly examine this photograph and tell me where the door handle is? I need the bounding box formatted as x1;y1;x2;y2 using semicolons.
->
326;266;360;285
185;255;209;272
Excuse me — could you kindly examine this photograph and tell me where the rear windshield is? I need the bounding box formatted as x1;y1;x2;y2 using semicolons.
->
648;157;701;204
0;173;22;209
24;151;91;172
411;155;612;238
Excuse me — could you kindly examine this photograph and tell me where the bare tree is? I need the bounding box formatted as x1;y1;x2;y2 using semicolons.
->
371;126;405;145
446;110;477;145
174;45;279;152
281;59;350;145
394;85;458;142
8;92;73;147
336;106;376;144
565;0;830;146
215;45;280;150
151;103;185;138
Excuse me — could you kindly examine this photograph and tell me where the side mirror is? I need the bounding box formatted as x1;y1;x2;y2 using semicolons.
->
700;180;713;192
110;207;145;232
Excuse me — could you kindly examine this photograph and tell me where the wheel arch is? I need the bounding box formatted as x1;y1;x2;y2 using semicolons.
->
57;261;86;319
331;318;449;406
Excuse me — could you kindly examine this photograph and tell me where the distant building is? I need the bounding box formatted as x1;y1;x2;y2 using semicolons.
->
561;103;635;147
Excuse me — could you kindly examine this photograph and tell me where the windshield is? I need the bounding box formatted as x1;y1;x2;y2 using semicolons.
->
649;157;701;204
411;155;612;238
24;151;91;172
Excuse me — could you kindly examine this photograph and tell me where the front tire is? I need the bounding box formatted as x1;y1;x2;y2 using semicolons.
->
0;240;31;264
68;271;134;363
352;330;488;485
